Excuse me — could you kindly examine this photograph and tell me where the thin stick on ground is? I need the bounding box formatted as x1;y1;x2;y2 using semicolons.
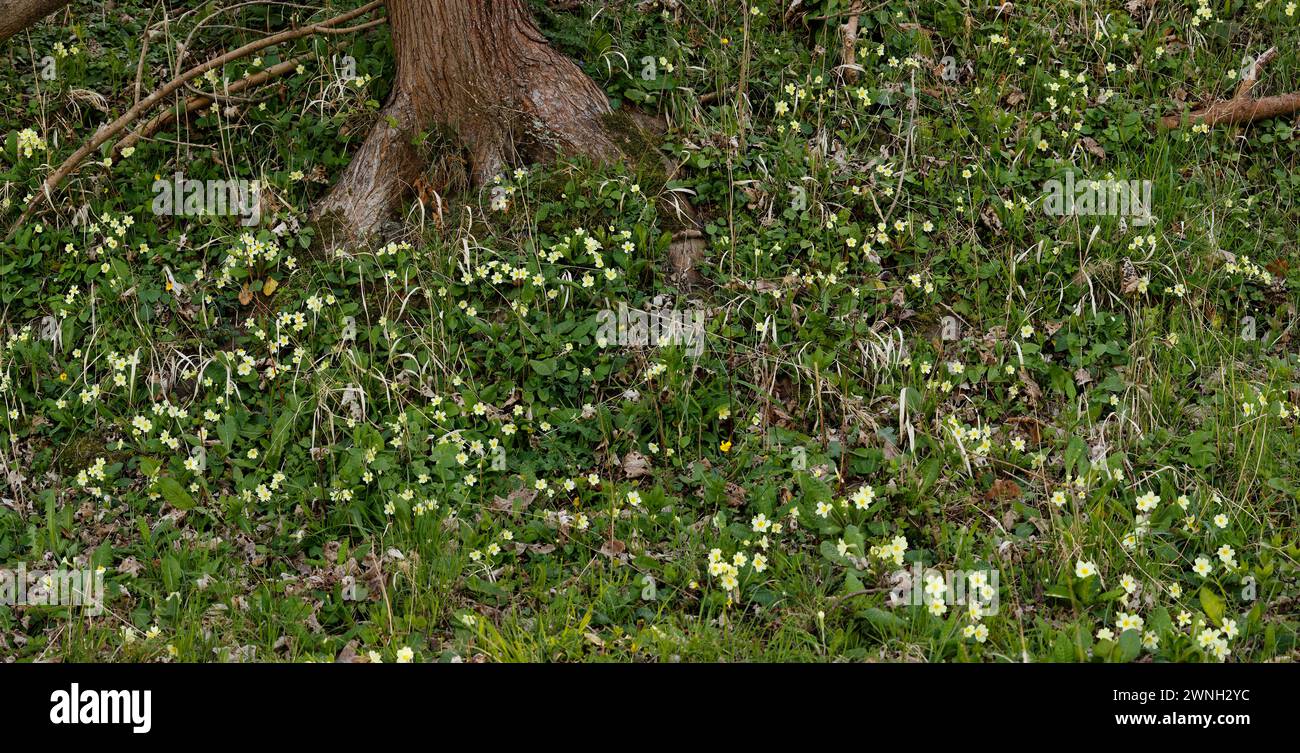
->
1160;47;1300;130
115;49;324;155
3;1;385;241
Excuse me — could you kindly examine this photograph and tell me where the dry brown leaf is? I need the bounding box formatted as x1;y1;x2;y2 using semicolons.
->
490;486;537;514
1120;258;1142;295
335;641;361;664
1005;415;1042;445
1018;369;1043;406
987;478;1022;502
979;204;1004;235
621;450;651;479
361;551;384;600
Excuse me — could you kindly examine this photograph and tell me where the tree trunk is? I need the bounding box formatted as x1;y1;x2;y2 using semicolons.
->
315;0;621;246
0;0;73;44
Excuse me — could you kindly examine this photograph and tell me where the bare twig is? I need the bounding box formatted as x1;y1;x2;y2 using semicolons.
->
5;0;385;241
133;3;159;105
116;51;317;155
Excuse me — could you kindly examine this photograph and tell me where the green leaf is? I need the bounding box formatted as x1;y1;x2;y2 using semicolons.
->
529;358;558;376
918;457;942;492
1097;588;1126;602
1076;574;1099;603
266;395;300;465
161;555;182;592
857;607;905;632
820;539;848;565
1052;633;1075;662
467;575;510;599
1044;584;1074;600
155;477;195;510
1117;629;1141;662
1200;585;1225;625
216;415;238;449
1064;435;1088;475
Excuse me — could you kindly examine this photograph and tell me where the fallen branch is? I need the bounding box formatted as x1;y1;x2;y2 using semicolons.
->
115;51;318;155
1160;47;1300;129
5;1;385;241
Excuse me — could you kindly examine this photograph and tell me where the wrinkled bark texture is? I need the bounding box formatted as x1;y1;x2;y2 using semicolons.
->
1159;92;1300;130
315;0;621;246
0;0;73;44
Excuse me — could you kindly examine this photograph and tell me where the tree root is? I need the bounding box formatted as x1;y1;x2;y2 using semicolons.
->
1160;47;1300;129
312;0;704;282
313;101;704;284
312;94;424;250
838;13;861;83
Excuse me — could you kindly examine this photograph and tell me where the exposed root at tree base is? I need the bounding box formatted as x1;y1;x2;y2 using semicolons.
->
1159;92;1300;130
1160;47;1300;130
312;95;422;250
310;0;703;281
312;99;704;284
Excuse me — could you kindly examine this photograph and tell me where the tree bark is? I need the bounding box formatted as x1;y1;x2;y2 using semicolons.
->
0;0;72;44
1159;47;1300;130
1159;92;1300;130
316;0;622;245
